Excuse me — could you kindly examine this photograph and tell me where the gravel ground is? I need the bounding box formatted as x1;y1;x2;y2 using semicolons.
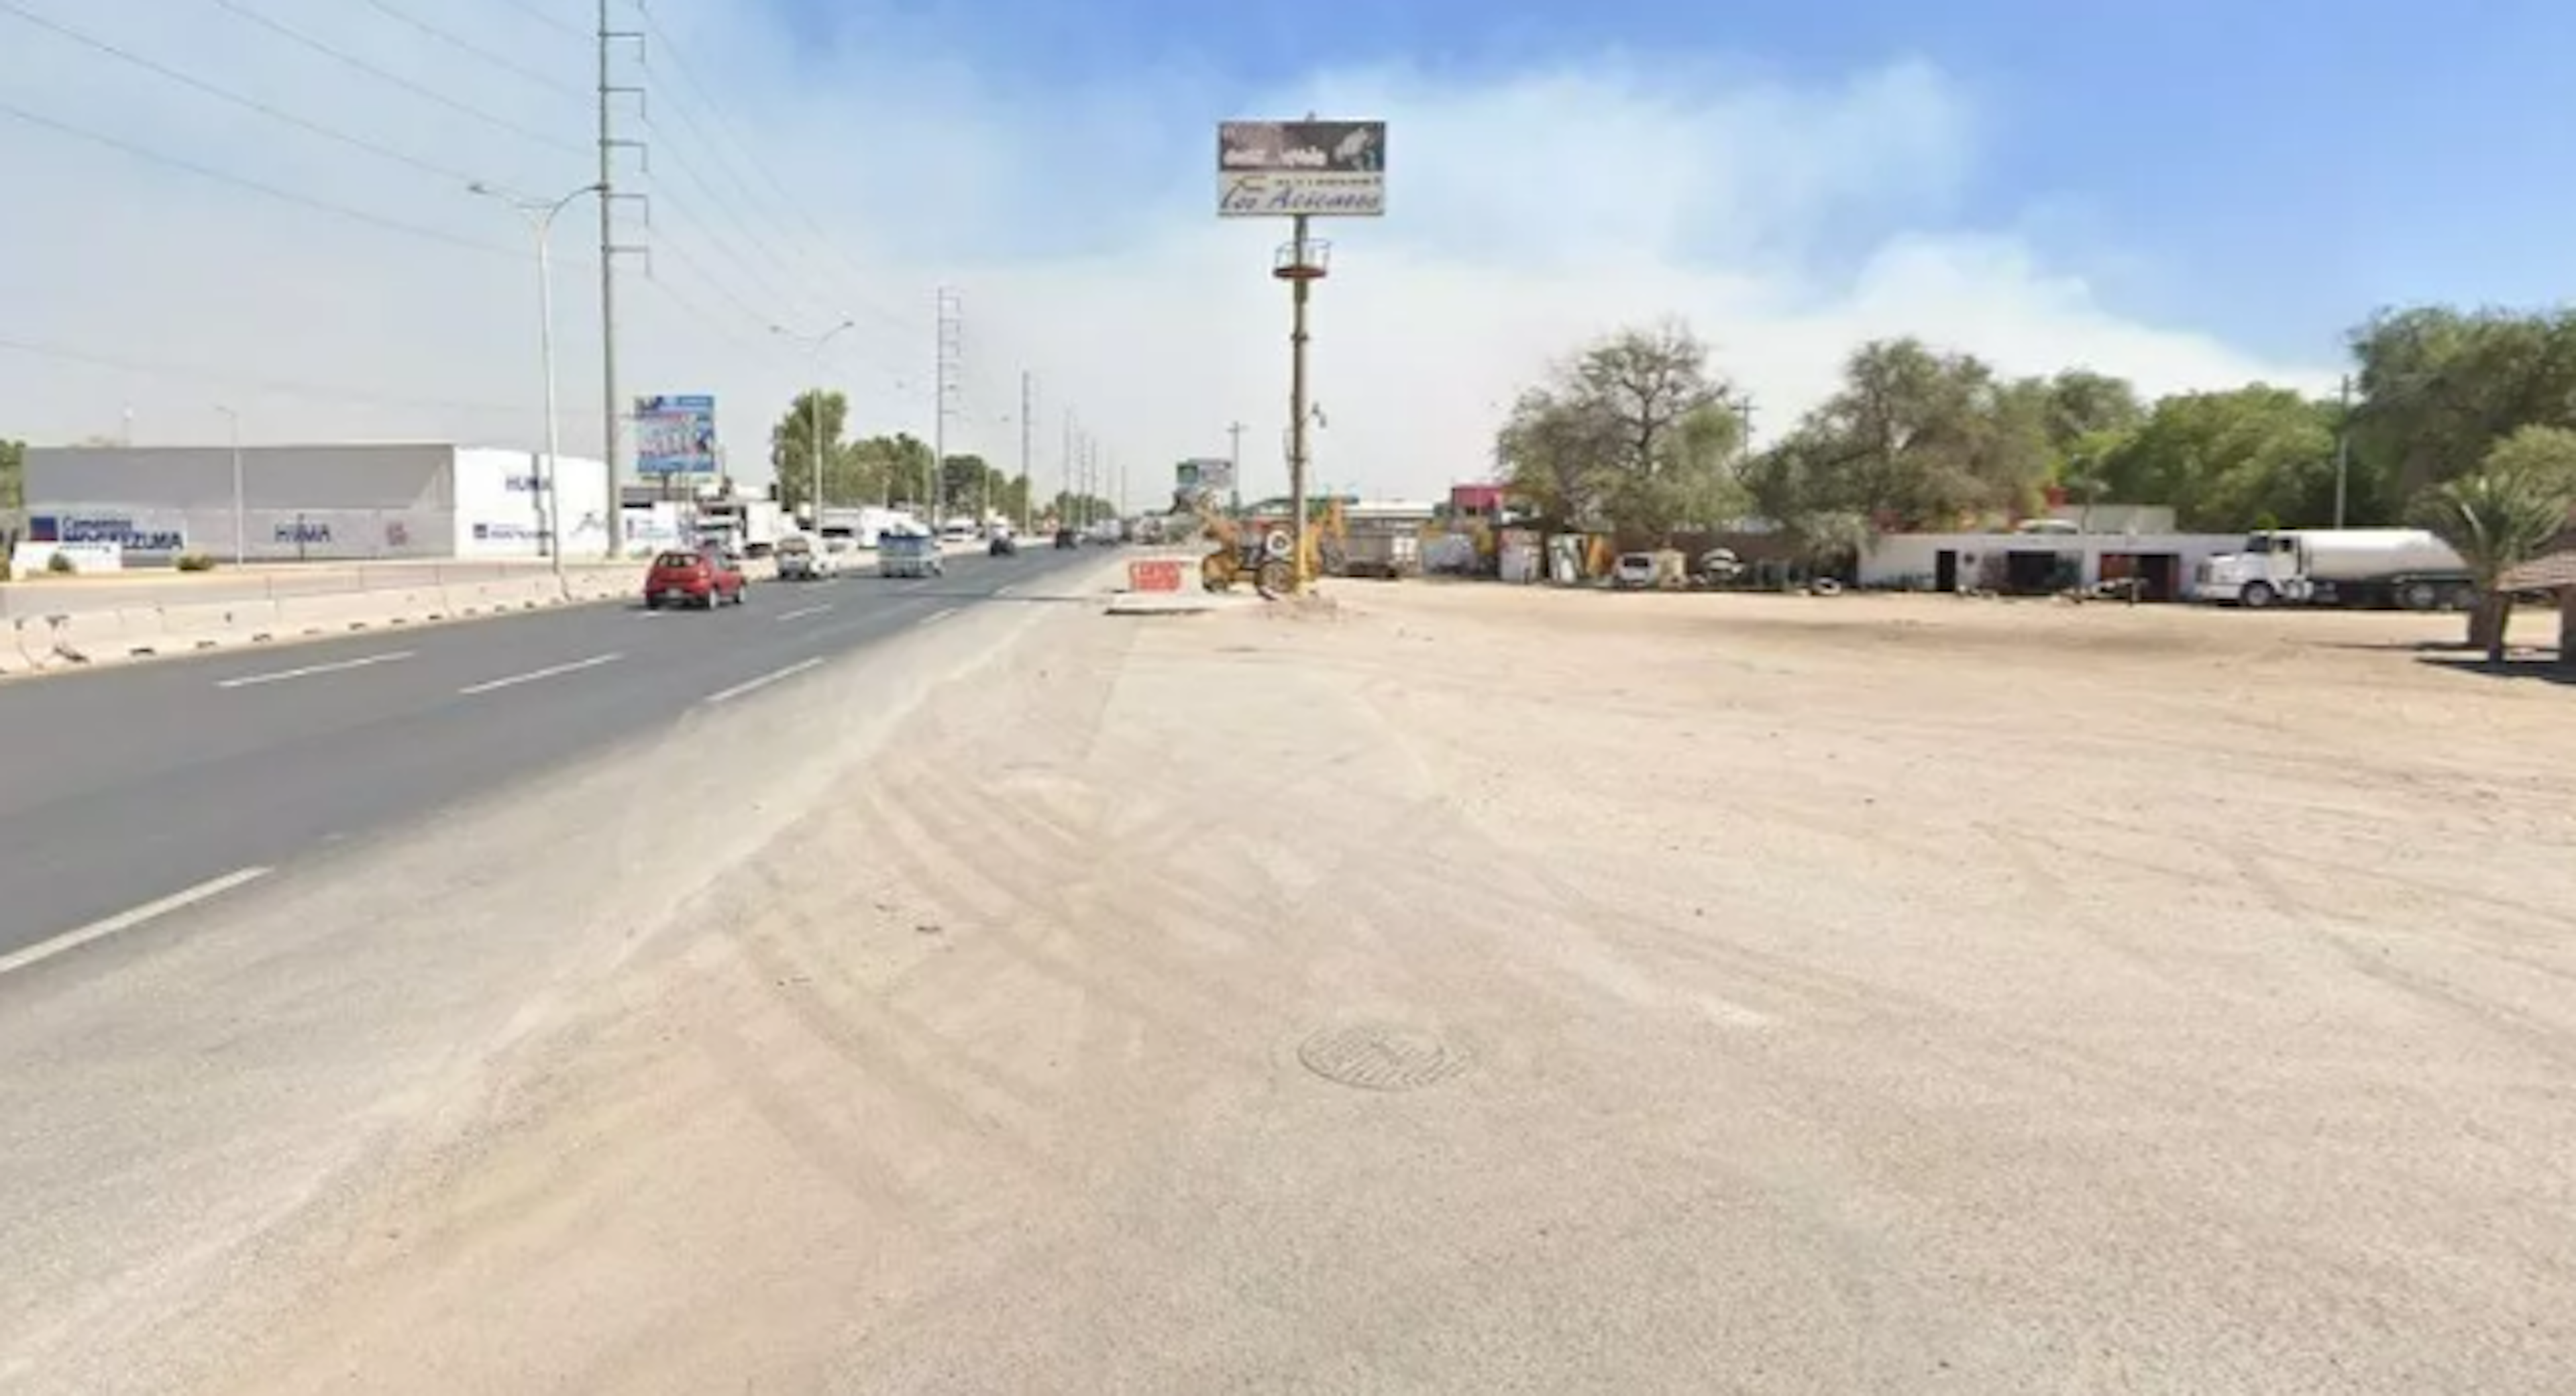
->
36;580;2576;1394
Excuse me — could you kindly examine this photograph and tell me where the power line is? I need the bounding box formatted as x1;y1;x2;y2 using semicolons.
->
633;1;920;336
0;333;525;415
356;0;588;103
482;0;587;40
205;0;588;157
643;136;833;326
0;97;517;257
0;0;482;187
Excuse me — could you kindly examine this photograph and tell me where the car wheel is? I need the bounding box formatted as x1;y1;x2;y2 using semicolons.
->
2240;580;2277;610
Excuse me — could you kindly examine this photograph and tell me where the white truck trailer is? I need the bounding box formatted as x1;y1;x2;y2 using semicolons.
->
2194;528;2471;610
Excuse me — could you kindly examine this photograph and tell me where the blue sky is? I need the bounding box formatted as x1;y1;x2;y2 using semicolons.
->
7;0;2569;494
769;0;2576;365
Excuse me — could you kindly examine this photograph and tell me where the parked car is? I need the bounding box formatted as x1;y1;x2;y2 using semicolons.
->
1612;553;1659;589
774;535;835;580
644;546;747;609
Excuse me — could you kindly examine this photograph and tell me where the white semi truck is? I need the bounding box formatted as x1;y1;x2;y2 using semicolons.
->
2194;528;2471;610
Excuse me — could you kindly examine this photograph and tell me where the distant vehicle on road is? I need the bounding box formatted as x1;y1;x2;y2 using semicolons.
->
773;535;835;580
879;532;944;579
644;546;747;609
989;532;1019;557
1053;527;1079;549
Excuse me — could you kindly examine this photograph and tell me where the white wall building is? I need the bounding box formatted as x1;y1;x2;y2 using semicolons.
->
21;443;615;563
1860;529;2247;600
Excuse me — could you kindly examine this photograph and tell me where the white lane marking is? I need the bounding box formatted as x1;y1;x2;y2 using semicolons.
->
458;651;623;696
215;651;415;690
702;656;824;706
915;608;957;629
0;867;272;979
774;603;833;623
994;584;1017;598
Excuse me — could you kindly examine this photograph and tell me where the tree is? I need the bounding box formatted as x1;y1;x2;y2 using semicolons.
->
2412;461;2576;661
2348;305;2576;506
1775;338;2051;530
2479;423;2576;497
2037;370;2145;452
1494;386;1620;527
1;438;23;515
769;390;849;518
2095;386;2337;530
941;453;1000;518
1493;322;1742;539
853;433;936;510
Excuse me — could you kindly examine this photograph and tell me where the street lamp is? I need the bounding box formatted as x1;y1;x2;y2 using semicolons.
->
468;179;602;578
771;319;857;534
213;404;244;566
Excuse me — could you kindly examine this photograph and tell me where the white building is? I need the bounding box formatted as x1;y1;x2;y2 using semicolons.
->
21;443;616;563
1859;526;2247;600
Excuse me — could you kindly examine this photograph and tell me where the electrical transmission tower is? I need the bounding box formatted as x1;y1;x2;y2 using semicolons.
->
931;286;963;522
596;0;649;556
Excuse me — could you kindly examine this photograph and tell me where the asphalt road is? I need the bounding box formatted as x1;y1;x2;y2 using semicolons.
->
0;546;1099;966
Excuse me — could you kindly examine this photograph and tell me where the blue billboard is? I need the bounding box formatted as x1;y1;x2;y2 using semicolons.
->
635;394;718;476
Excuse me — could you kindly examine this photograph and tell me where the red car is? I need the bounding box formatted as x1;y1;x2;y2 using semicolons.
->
643;546;747;609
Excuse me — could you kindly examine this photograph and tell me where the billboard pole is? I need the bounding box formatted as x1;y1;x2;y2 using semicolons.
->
1279;213;1325;588
1221;115;1377;592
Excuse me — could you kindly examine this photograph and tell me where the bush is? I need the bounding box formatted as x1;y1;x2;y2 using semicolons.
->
175;552;218;572
45;551;76;574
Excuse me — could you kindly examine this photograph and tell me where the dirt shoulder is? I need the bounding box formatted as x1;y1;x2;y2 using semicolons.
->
195;582;2576;1394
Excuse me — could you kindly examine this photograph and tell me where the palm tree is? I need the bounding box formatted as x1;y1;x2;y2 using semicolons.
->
2414;468;2575;663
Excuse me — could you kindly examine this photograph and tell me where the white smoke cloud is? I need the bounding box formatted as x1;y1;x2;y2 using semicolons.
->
0;0;2331;504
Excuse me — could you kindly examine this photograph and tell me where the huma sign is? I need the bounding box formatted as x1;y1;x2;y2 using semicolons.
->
1216;120;1386;218
635;394;719;476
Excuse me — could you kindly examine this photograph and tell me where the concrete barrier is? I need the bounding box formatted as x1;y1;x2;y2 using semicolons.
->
0;563;653;682
3;616;44;675
155;598;284;652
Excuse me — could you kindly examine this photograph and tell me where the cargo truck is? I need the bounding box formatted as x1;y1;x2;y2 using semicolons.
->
2194;528;2472;610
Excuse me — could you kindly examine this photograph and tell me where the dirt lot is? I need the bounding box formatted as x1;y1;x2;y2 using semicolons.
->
198;583;2576;1394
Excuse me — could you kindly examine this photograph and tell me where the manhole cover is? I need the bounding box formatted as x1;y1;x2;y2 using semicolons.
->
1296;1022;1469;1092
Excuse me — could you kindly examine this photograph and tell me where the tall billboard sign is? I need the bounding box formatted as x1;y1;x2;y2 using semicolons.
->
634;394;718;477
1175;458;1235;494
1217;120;1386;218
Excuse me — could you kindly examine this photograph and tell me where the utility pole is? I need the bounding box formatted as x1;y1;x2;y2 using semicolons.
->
1080;435;1095;529
598;0;647;559
215;405;244;566
2333;373;2353;530
1226;420;1245;515
1059;407;1074;535
1018;371;1035;535
932;286;962;524
1273;211;1330;586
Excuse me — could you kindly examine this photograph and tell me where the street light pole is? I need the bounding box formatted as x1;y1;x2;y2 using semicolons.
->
214;405;244;566
771;319;857;533
470;180;602;578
